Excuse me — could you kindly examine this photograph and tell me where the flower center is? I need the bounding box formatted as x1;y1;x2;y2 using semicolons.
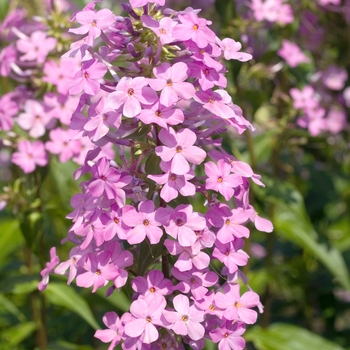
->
143;219;149;226
225;219;231;226
161;343;167;349
209;304;215;310
166;79;173;86
224;333;229;338
91;20;97;27
217;176;223;183
193;24;199;31
176;219;184;226
84;72;89;79
128;88;134;96
208;97;214;104
155;110;162;117
96;269;101;275
182;315;188;322
170;174;177;181
114;217;119;224
176;146;182;153
146;316;152;323
159;28;166;34
101;176;107;181
150;287;156;293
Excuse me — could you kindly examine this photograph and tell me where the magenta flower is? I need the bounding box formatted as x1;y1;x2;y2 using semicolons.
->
209;321;246;350
122;200;164;245
148;62;195;107
172;12;216;48
68;58;107;96
148;161;195;202
218;38;252;62
38;247;60;291
130;0;165;8
0;92;18;131
124;295;166;344
277;40;310;68
205;159;243;201
108;76;157;118
162;204;206;247
69;9;116;46
215;284;259;324
45;128;81;163
155;127;206;176
138;99;184;128
12;140;48;173
88;157;132;203
17;100;53;138
132;270;173;301
0;44;17;77
162;294;205;341
142;15;177;45
94;312;124;350
17;30;57;63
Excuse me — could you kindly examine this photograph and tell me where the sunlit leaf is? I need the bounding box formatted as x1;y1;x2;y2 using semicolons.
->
0;321;37;346
245;323;345;350
45;283;99;330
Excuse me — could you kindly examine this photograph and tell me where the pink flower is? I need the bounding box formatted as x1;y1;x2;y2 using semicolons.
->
0;92;18;131
148;62;195;107
68;58;107;95
17;31;57;63
322;65;348;91
209;321;246;350
290;85;318;111
142;15;177;45
69;9;116;46
205;159;243;201
148;161;195;202
215;284;259;324
108;76;157;118
12;140;48;173
218;38;252;62
94;312;124;349
17;100;53;138
155;127;206;176
122;200;164;245
124;295;166;344
172;12;216;48
162;294;205;341
278;40;310;68
45;128;81;163
38;247;60;291
129;0;165;8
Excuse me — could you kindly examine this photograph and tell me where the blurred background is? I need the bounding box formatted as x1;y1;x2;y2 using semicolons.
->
0;0;349;349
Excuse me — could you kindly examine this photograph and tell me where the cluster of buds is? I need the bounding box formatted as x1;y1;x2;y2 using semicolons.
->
39;0;273;349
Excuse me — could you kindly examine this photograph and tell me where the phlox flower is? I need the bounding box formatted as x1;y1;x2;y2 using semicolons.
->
215;284;259;324
161;204;206;247
195;291;224;317
172;12;216;48
17;100;54;138
325;108;347;134
122;200;165;245
12;140;48;173
155;127;206;176
132;270;173;301
16;30;57;63
141;15;177;45
69;9;116;46
88;156;132;204
212;239;249;274
246;205;273;232
45;128;81;163
94;312;125;350
321;65;348;91
108;76;157;118
124;295;166;344
162;294;205;341
38;247;60;291
290;85;319;111
76;251;121;292
218;38;252;62
0;92;18;131
138;99;184;128
148;62;195;107
277;40;310;68
172;267;218;301
205;159;243;201
69;58;107;95
148;161;195;202
164;239;210;272
0;44;17;77
129;0;165;8
209;321;246;350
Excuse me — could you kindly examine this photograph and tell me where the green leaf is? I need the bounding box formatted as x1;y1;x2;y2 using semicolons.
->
0;218;24;267
266;180;350;292
0;294;26;322
95;286;131;312
48;341;95;350
0;321;37;346
245;323;345;350
45;283;99;330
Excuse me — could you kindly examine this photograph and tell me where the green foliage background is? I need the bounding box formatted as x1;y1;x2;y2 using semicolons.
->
0;0;349;349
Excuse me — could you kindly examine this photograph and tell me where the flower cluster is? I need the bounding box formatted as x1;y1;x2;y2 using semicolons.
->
36;0;273;349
